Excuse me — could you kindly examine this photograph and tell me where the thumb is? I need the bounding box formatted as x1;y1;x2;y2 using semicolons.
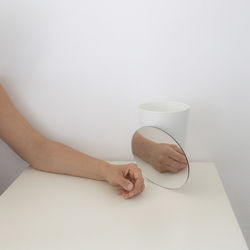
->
117;176;134;191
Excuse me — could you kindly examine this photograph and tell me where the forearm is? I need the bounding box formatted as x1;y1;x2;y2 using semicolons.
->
0;84;111;181
132;132;156;163
1;113;111;181
32;139;111;181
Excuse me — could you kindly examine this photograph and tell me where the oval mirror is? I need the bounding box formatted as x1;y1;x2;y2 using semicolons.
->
131;126;190;189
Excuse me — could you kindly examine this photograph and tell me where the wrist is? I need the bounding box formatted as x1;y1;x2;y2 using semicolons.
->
100;161;114;182
140;140;157;164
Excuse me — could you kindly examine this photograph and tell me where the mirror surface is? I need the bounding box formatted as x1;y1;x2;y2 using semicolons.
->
132;126;189;189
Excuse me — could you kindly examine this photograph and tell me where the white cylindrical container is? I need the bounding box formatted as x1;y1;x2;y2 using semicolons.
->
138;101;190;148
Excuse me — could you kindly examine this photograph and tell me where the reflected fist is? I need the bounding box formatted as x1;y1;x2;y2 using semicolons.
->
148;143;187;173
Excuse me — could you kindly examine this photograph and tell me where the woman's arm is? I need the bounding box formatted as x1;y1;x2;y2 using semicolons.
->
0;85;144;199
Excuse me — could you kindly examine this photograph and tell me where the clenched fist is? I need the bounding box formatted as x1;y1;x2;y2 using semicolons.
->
132;131;188;173
147;143;187;173
106;163;145;199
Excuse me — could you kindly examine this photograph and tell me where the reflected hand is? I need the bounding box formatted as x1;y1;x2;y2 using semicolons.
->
149;143;187;173
106;163;145;199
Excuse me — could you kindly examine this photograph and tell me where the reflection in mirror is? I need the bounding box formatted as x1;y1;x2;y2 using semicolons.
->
132;126;189;189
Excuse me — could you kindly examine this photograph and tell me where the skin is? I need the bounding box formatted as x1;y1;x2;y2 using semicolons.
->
0;84;144;199
132;131;187;173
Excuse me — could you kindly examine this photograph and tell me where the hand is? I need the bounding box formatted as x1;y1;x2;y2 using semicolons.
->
106;163;145;199
148;143;188;173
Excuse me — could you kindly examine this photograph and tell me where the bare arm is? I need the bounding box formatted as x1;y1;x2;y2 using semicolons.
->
0;85;144;199
0;84;109;181
132;131;156;164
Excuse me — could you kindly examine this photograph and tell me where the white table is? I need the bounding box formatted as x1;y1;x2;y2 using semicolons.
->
0;162;248;250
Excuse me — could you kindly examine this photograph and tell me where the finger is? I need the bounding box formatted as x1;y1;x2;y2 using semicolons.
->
157;163;179;173
130;179;144;198
129;167;141;180
116;188;123;195
171;144;185;155
159;152;186;170
123;184;144;199
124;181;144;199
168;148;187;163
167;167;179;173
167;157;187;170
124;169;144;199
116;188;128;195
116;188;129;198
116;176;134;192
123;164;139;184
120;190;131;200
157;166;176;173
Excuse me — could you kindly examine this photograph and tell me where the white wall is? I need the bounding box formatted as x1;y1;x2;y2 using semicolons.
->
0;0;249;246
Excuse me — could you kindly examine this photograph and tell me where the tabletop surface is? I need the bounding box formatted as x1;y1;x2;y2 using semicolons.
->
0;162;248;250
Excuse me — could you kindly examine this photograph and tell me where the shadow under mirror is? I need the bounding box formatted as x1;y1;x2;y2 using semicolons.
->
131;126;190;189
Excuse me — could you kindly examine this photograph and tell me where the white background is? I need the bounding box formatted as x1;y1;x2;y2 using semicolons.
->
0;0;249;246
